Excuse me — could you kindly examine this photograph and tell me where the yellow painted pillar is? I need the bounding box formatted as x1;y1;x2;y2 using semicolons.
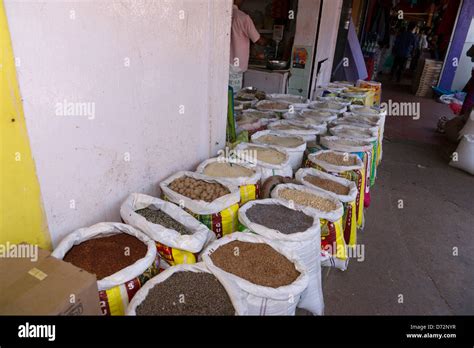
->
0;1;51;249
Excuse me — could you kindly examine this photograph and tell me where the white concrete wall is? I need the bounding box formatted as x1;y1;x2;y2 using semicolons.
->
5;0;232;246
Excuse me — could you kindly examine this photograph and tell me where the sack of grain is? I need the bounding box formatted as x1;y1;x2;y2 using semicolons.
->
299;109;338;123
295;168;358;247
356;80;382;106
271;183;348;271
196;157;261;205
450;135;474;175
120;193;215;266
238;199;323;314
306;150;366;230
268;120;327;142
126;262;236;316
309;101;348;115
316;96;352;107
320;135;374;208
329;124;379;187
234;143;293;183
160;171;241;238
255;100;292;114
202;232;309;315
251;130;307;172
52;222;160;316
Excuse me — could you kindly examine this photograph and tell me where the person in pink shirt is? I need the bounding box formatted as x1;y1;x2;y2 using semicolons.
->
229;0;268;90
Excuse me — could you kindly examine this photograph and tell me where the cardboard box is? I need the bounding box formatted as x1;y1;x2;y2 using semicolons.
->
0;245;101;315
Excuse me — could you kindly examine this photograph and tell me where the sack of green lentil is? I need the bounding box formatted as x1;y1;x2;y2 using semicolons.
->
52;222;160;316
196;157;261;205
306;150;365;230
267;120;327;142
126;262;236;316
202;232;309;315
295;168;358;247
234;143;293;183
271;183;348;271
120;193;215;266
320;135;374;208
251;130;307;172
160;171;241;239
329;124;379;187
238;199;324;315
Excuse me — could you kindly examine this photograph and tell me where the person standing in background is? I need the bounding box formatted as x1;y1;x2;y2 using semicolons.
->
391;22;417;83
229;0;268;91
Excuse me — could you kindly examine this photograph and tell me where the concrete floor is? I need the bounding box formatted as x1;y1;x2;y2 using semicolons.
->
322;78;474;315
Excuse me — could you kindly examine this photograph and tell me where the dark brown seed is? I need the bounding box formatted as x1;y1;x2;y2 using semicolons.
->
136;272;235;316
210;240;300;288
246;204;314;235
63;233;147;280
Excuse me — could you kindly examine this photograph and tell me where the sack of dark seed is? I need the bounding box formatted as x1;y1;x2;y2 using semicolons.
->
120;193;215;266
201;232;308;315
126;263;236;316
238;199;323;315
52;222;160;316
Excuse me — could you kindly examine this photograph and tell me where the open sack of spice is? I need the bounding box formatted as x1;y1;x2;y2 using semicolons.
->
306;150;365;230
238;199;323;315
320;136;373;208
233;142;293;183
126;262;236;316
295;168;358;247
271;183;348;271
268;120;327;142
159;171;241;239
52;222;160;315
120;193;215;266
196;157;261;205
202;232;308;315
329;124;379;187
251;130;307;172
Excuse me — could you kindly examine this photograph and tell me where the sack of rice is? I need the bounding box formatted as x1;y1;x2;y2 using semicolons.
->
320;135;373;207
309;101;347;115
52;222;160;316
266;93;307;104
299;109;338;123
316;96;352;107
120;193;216;266
160;171;241;238
271;183;348;270
255;100;291;114
126;262;236;315
268;120;327;142
196;157;261;205
295;168;358;247
306;150;366;230
251;130;307;172
238;199;323;314
234;143;293;183
202;232;309;315
329;124;379;187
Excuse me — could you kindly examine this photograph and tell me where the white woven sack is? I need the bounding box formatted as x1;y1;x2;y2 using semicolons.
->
201;232;309;315
120;193;215;254
234;143;293;183
251;130;307;172
52;222;157;291
238;199;323;315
